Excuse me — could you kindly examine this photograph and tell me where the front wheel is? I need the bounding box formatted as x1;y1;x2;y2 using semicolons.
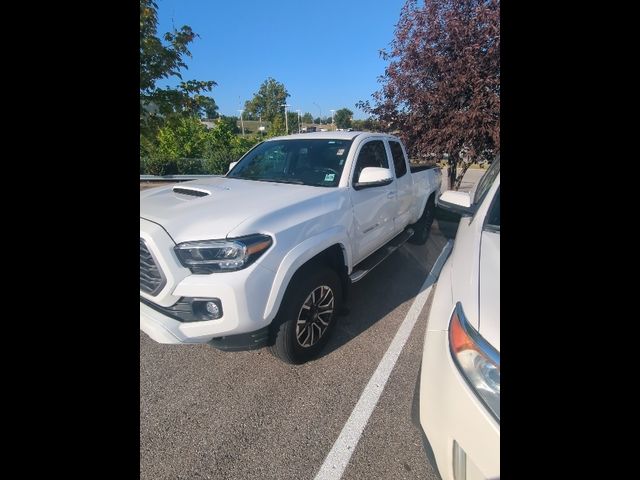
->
269;266;342;364
408;195;436;245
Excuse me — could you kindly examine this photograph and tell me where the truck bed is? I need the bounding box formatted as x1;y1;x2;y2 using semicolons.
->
409;164;439;173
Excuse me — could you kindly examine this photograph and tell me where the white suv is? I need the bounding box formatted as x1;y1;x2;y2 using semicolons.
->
414;157;500;480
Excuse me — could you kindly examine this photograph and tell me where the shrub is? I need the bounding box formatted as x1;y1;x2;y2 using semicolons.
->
144;154;178;176
157;116;209;160
176;157;204;174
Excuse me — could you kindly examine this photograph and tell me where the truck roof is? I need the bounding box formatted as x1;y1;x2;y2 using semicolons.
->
267;131;398;142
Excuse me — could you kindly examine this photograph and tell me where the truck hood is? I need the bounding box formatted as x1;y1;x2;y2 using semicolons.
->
140;177;337;243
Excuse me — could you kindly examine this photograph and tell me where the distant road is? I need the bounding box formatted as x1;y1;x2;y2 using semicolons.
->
439;166;486;193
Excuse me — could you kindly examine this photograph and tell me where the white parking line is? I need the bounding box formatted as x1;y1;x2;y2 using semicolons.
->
314;239;454;480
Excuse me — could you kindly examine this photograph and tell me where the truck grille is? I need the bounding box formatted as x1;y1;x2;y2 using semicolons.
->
140;238;166;296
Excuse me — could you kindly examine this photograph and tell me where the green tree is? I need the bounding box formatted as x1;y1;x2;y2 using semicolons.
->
200;96;219;119
352;117;382;131
140;0;217;129
287;112;300;134
334;108;353;129
205;118;236;150
203;119;248;174
302;112;313;123
268;115;286;137
217;115;240;134
155;116;209;174
244;77;290;122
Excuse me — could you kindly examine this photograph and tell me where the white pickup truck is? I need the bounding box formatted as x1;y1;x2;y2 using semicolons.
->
140;131;441;363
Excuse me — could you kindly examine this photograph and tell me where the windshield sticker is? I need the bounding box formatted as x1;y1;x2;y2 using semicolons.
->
336;148;345;155
324;173;336;182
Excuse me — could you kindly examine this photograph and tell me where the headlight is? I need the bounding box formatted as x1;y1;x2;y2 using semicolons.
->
174;234;273;274
449;302;500;422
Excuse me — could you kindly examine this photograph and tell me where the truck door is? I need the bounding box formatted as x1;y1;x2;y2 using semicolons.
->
388;140;413;234
349;139;397;264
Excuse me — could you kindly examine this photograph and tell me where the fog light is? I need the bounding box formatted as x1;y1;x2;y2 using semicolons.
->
192;298;223;320
206;301;220;316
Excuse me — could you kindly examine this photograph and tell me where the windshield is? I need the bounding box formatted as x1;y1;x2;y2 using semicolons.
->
473;155;501;204
227;139;353;187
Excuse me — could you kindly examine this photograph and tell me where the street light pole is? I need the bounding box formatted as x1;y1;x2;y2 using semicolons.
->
330;109;335;130
281;104;290;134
238;109;245;136
296;109;301;133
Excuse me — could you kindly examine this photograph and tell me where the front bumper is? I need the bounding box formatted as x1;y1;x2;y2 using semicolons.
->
417;328;500;480
140;299;269;350
140;217;278;345
139;261;277;345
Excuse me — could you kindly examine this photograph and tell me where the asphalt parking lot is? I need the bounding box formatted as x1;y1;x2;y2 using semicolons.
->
139;165;485;479
140;218;457;480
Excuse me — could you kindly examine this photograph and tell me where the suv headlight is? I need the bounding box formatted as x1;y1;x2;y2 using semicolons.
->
174;234;273;274
449;302;500;422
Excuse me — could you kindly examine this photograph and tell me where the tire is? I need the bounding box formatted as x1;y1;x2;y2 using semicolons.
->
269;266;342;364
408;195;436;245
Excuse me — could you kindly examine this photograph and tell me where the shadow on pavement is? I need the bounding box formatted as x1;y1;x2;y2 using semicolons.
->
320;221;458;358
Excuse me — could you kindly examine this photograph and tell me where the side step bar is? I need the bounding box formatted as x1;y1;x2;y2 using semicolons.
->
349;228;414;283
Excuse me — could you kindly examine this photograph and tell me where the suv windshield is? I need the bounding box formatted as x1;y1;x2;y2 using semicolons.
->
473;155;501;204
227;139;353;187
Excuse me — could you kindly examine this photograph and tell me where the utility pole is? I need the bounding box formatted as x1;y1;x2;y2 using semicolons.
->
296;109;301;133
330;109;336;130
281;104;290;134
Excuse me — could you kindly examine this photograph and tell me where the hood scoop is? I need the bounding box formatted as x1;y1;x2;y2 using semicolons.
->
172;186;211;197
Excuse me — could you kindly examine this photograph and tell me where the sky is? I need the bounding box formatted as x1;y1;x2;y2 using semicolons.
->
155;0;406;120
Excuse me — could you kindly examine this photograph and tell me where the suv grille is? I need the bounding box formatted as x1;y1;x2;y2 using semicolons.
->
140;239;166;296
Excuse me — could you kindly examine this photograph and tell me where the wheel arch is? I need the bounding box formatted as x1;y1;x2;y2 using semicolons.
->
419;191;437;219
263;228;351;322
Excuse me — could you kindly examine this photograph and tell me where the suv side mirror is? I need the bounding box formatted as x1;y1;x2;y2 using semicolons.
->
354;167;393;190
438;190;475;216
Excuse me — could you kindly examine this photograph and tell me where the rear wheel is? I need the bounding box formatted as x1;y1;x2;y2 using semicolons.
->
269;266;341;364
408;195;436;245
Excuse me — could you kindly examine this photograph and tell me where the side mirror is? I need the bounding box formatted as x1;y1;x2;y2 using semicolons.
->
438;190;475;216
228;161;239;173
354;167;393;190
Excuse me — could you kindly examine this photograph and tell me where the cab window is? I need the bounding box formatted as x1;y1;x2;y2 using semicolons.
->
352;140;389;183
388;140;407;178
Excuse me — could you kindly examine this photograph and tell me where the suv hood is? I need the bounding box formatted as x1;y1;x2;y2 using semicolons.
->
140;177;336;243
